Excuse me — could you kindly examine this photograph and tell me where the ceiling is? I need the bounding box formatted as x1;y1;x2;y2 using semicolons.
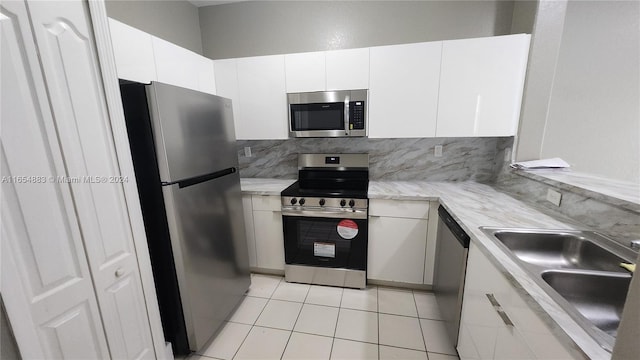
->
187;0;247;7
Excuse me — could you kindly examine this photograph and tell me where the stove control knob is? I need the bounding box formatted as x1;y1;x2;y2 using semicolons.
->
340;199;347;207
299;198;306;205
290;198;297;205
319;199;326;206
349;200;355;208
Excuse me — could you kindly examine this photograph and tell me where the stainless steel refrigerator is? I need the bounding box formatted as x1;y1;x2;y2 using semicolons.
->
119;81;250;355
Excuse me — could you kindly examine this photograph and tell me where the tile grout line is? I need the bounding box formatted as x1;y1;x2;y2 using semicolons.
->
279;281;310;360
413;290;430;355
229;276;276;360
329;286;346;359
377;286;381;360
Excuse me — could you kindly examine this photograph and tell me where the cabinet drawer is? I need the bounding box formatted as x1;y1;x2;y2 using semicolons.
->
251;194;281;211
369;199;429;219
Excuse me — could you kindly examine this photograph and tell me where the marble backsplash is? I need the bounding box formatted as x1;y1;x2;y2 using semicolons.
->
493;138;640;243
237;137;506;182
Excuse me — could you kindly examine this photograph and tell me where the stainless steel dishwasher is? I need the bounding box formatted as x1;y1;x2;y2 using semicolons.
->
433;205;470;349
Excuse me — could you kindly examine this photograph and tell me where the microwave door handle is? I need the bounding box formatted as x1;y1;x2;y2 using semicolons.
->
344;98;350;136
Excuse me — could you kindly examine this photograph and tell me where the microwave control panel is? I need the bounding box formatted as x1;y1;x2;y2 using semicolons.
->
349;101;365;130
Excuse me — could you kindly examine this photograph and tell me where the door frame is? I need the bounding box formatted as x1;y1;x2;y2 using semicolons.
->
86;1;168;358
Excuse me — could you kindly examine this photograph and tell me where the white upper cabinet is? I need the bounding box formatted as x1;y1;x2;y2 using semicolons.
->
152;37;200;91
213;58;240;127
236;55;288;140
369;42;443;138
108;18;156;84
436;34;530;137
326;48;370;91
196;56;217;95
285;51;326;93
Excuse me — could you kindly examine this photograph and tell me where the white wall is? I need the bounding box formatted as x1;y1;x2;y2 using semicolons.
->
517;1;639;183
198;0;516;59
540;0;639;182
105;0;203;54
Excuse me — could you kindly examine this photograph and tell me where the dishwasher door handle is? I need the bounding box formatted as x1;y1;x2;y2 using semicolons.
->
486;293;514;327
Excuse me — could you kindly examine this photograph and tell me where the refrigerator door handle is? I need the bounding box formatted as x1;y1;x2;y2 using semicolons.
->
161;167;237;188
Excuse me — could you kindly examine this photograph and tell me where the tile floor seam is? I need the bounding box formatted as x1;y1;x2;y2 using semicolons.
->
414;290;430;354
333;335;380;347
280;283;308;360
228;323;253;360
377;286;381;360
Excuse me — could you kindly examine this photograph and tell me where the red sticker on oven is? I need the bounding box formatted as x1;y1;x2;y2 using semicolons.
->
337;219;359;240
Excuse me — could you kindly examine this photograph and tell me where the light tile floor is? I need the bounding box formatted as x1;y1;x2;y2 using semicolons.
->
192;274;460;360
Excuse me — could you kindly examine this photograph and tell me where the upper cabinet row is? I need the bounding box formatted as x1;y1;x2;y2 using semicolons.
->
109;18;530;140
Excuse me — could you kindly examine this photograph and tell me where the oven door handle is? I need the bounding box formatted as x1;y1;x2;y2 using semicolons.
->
281;209;367;220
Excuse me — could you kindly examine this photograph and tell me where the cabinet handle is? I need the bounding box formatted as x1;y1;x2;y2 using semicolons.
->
486;293;514;327
369;215;380;218
115;268;125;278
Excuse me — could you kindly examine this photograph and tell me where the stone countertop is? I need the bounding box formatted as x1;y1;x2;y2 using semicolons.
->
240;178;296;195
241;178;611;359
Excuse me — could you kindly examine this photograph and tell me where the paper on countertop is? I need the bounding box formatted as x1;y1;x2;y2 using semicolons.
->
510;158;571;170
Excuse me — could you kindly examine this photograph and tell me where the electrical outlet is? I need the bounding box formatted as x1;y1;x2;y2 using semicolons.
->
546;188;562;206
434;145;443;157
244;146;252;157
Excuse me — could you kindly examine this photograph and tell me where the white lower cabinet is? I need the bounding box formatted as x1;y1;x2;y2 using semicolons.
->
242;195;257;268
248;195;285;271
367;199;430;285
458;242;575;360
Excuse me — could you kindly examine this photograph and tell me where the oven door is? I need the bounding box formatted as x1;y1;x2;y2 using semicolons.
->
283;214;368;271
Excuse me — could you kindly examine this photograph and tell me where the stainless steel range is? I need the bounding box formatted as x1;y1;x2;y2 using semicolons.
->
281;154;369;289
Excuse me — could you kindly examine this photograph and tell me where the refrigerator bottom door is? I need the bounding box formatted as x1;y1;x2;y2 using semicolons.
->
162;170;250;351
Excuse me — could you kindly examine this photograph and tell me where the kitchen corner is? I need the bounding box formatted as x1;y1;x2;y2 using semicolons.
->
241;176;638;360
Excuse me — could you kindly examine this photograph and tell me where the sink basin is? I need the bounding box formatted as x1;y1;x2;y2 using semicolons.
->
493;231;629;272
542;270;631;337
480;227;638;352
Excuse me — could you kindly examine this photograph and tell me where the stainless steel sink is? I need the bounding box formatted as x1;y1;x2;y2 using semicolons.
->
480;227;637;352
493;231;629;272
541;270;631;337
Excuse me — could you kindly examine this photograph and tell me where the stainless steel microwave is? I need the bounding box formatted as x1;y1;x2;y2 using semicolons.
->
287;90;368;138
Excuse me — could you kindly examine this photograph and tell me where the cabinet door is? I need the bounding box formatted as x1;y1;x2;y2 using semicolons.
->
213;58;240;130
242;195;257;268
367;216;428;284
253;210;285;271
153;36;200;90
236;55;288;140
196;56;217;95
369;42;442;138
285;51;326;93
436;34;530;137
325;48;369;91
26;1;155;358
458;243;534;360
108;18;156;83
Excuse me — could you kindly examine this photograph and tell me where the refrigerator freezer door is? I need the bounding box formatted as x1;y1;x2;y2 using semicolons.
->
146;82;238;182
162;170;250;351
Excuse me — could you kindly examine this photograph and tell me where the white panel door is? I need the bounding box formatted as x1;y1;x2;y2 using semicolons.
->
108;18;157;83
285;51;326;92
369;42;442;138
367;216;428;284
213;58;240;130
236;55;288;140
0;2;110;358
152;35;200;90
326;48;370;90
436;34;530;137
26;1;155;358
